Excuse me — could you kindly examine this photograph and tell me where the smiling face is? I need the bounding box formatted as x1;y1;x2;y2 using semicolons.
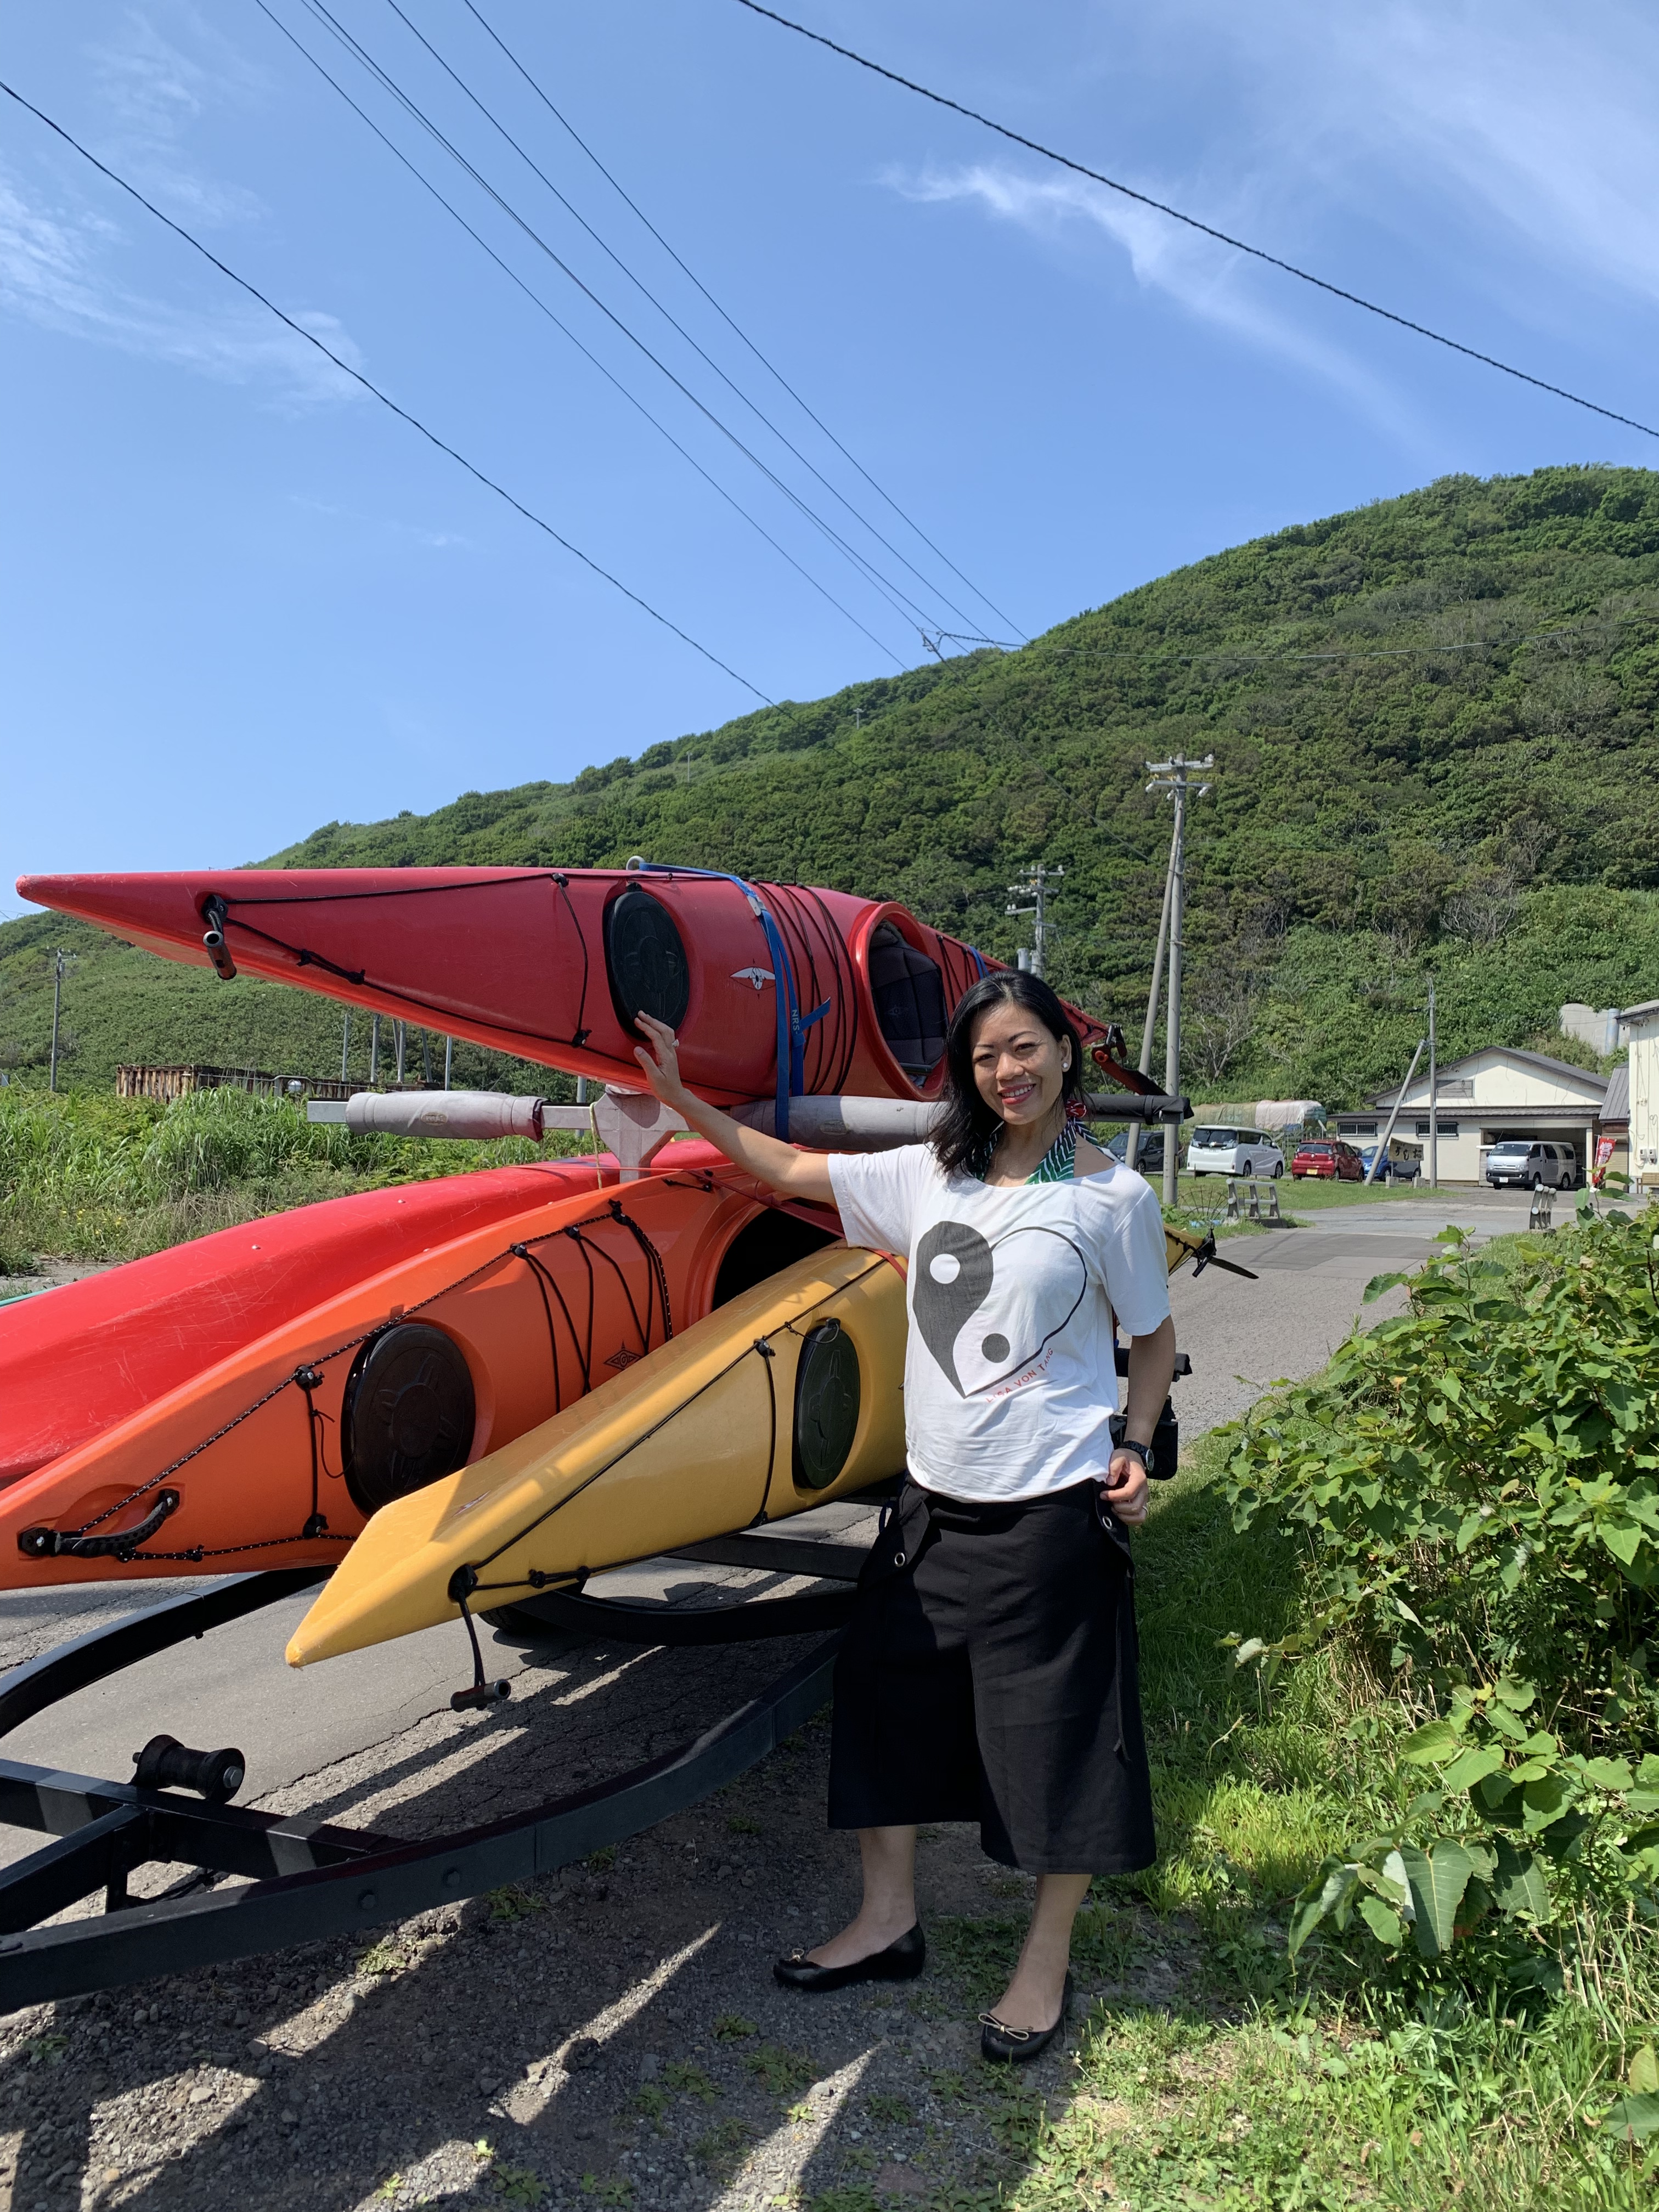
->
969;996;1071;1131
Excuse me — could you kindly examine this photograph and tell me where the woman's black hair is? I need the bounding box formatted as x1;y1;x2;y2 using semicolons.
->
929;970;1086;1175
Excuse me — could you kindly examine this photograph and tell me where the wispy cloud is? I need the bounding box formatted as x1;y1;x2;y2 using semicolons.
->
288;494;469;551
88;5;267;228
0;168;360;404
1;7;361;406
893;160;1423;442
1279;1;1659;319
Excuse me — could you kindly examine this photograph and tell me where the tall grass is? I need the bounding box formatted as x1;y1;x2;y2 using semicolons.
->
0;1087;583;1269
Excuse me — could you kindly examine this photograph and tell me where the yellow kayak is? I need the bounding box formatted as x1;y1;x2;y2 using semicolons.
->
287;1244;906;1666
290;1215;1217;1668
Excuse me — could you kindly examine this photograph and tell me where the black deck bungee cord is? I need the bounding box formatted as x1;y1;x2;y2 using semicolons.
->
216;871;593;1053
29;1199;674;1564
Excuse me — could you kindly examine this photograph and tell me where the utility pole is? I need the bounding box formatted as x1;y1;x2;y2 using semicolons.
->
369;1013;381;1087
443;1035;453;1091
48;950;66;1094
340;1009;352;1083
1144;755;1214;1205
1006;862;1064;980
1426;975;1438;1190
394;1021;407;1086
1125;836;1178;1176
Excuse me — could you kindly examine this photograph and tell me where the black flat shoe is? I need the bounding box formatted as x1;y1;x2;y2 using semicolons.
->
774;1923;925;1993
979;1971;1073;2064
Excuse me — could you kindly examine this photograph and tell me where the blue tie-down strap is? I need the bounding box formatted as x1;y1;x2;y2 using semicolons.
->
629;862;820;1141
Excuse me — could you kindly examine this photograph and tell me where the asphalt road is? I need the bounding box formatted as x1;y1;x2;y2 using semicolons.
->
0;1183;1544;1853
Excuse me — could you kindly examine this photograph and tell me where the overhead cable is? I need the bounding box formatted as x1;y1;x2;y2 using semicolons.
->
0;78;771;703
384;0;990;639
732;0;1659;444
297;0;961;650
461;0;1024;640
252;0;904;667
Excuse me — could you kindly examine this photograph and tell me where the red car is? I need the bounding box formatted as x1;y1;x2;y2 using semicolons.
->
1291;1139;1365;1182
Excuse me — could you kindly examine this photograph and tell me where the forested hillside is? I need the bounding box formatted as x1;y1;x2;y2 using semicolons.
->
6;464;1658;1106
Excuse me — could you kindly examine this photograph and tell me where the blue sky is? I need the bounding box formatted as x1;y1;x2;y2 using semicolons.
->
5;1;1657;909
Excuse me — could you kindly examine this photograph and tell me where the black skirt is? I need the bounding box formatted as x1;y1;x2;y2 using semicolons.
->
827;1476;1155;1874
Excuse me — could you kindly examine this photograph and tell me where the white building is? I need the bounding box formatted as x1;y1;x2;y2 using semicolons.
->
1340;1047;1610;1184
1621;1000;1659;1188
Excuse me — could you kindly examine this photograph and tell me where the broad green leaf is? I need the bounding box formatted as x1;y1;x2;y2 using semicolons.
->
1628;2046;1659;2096
1521;1774;1572;1831
1599;1521;1644;1567
1491;1839;1551;1921
1362;1272;1408;1305
1581;1757;1635;1793
1357;1893;1403;1947
1395;1842;1474;1956
1442;1746;1505;1792
1381;1850;1415;1921
1492;1678;1536;1713
1602;2093;1659;2142
1401;1718;1460;1765
1288;1861;1358;1960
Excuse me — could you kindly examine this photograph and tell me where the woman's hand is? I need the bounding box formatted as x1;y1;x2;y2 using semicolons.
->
634;1011;693;1111
627;1011;838;1206
1101;1449;1149;1528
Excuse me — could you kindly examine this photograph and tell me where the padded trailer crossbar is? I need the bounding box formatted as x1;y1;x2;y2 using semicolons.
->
0;1568;845;2007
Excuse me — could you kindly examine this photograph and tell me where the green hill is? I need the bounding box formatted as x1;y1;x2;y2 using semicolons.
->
6;463;1658;1107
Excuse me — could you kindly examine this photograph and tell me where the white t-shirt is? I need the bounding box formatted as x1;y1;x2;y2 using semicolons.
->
827;1143;1171;1503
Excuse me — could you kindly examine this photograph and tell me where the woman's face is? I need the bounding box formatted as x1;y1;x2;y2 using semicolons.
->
969;998;1071;1128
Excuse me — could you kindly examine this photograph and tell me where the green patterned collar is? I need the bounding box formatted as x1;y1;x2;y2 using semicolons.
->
969;1119;1078;1185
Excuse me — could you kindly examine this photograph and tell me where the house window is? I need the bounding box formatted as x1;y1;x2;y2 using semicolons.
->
1415;1121;1460;1137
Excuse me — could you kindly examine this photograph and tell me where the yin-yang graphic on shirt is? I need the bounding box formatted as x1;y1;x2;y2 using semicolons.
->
912;1220;1090;1395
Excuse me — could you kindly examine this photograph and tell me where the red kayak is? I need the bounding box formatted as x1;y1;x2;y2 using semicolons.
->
17;865;1111;1113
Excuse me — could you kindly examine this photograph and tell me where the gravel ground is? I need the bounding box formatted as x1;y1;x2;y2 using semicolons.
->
0;1629;1170;2212
0;1183;1545;2211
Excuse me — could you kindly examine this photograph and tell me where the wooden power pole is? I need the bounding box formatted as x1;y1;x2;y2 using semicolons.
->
1144;755;1213;1204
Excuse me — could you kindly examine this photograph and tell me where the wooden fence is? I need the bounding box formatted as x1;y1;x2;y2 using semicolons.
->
115;1065;399;1105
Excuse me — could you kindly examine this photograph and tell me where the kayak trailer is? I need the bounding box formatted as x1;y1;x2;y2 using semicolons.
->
0;1517;880;2008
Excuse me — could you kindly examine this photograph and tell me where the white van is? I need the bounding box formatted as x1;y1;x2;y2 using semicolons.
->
1186;1124;1284;1179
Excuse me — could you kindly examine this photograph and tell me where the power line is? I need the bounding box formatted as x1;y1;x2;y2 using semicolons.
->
461;0;1024;642
296;0;961;652
0;77;771;704
386;0;1002;643
251;0;904;668
732;0;1659;445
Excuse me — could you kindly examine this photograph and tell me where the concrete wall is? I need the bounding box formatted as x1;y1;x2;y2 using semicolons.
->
1632;1014;1659;1187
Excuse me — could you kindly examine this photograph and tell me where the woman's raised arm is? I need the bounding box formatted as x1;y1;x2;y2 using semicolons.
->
631;1013;838;1207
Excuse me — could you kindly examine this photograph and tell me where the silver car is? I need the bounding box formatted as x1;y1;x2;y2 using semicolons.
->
1186;1124;1285;1178
1485;1139;1578;1190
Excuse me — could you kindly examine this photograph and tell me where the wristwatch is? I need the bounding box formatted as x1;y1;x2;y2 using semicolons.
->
1114;1437;1154;1474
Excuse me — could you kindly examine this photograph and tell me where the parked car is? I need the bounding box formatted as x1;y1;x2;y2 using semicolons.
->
1359;1137;1424;1184
1291;1139;1365;1182
1186;1124;1284;1178
1485;1139;1579;1191
1103;1127;1170;1176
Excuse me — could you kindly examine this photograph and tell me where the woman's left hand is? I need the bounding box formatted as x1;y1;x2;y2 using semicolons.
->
1101;1450;1149;1528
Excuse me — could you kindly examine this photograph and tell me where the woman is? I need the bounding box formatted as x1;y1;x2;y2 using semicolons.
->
633;970;1175;2063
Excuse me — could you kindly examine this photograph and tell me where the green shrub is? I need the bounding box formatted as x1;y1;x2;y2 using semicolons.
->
139;1086;349;1196
1223;1210;1659;1967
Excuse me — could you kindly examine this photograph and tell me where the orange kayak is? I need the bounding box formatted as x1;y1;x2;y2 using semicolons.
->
0;1146;840;1588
